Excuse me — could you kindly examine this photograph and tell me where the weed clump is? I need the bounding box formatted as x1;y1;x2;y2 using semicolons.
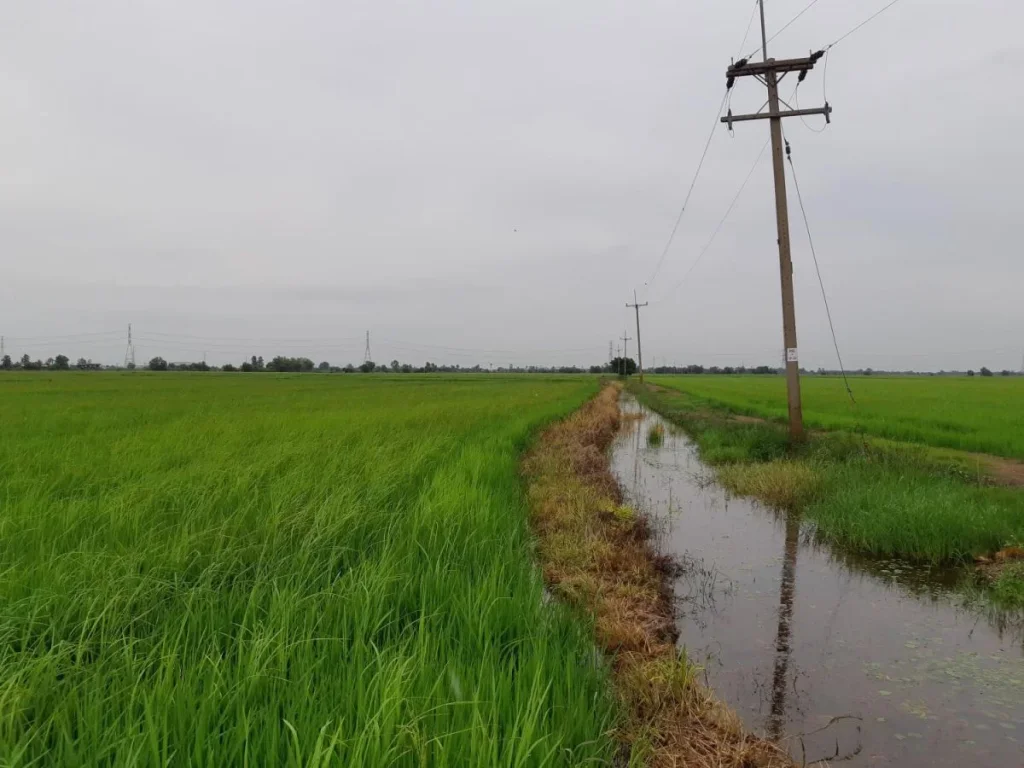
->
647;423;665;446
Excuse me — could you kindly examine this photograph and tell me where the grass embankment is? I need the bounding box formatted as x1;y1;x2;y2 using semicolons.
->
649;374;1024;459
633;384;1024;565
0;373;620;765
522;385;788;768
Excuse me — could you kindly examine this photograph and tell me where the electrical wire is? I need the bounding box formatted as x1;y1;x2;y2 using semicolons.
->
783;135;856;404
827;0;904;49
645;90;729;288
794;50;827;136
653;137;771;304
736;0;761;59
744;0;824;60
3;330;123;342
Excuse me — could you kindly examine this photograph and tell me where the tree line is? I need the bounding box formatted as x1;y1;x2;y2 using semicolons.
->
3;352;1019;376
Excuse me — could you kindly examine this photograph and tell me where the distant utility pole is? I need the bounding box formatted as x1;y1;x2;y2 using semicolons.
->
626;290;649;383
1;335;4;360
123;324;135;369
620;330;632;377
721;0;832;440
609;340;614;365
364;331;372;363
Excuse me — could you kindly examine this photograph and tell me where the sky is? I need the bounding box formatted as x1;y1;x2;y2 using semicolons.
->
1;0;1021;371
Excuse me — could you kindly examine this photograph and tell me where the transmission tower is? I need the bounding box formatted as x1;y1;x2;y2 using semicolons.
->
364;331;372;363
123;324;135;369
609;340;614;364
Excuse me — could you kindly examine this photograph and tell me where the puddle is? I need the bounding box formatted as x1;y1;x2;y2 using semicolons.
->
611;396;1024;767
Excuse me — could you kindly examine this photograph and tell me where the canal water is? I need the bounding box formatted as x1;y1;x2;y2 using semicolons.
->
610;395;1024;767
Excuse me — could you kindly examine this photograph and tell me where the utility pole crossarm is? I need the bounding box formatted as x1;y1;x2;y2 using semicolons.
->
723;105;832;126
727;52;824;82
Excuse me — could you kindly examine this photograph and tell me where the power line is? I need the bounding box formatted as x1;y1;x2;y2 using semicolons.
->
784;136;855;405
827;0;905;50
736;0;761;59
744;0;824;60
645;89;729;288
3;330;123;342
653;137;771;304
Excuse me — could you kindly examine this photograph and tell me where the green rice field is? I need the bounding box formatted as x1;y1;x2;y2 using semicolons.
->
0;373;617;766
649;375;1024;459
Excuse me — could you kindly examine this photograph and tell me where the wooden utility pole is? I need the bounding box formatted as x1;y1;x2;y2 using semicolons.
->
626;291;649;383
620;331;632;377
721;0;832;440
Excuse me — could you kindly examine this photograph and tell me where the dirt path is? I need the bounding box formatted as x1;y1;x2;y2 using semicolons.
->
522;385;791;768
974;455;1024;487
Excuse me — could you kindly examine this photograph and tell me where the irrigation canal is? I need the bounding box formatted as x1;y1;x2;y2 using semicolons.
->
611;395;1024;766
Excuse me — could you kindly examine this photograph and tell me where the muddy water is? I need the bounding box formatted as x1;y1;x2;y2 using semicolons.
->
611;396;1024;767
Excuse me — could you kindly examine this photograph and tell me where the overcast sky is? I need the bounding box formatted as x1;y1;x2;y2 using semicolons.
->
1;0;1021;370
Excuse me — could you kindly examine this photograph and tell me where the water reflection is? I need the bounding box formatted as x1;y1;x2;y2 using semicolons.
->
611;396;1024;768
767;510;799;742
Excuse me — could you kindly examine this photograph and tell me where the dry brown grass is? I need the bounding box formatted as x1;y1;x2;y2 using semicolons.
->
522;384;792;768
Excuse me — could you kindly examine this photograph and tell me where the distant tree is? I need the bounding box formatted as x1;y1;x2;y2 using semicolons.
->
222;363;237;372
401;363;413;373
423;362;438;373
864;368;874;376
267;356;314;372
318;361;330;371
45;357;55;368
609;357;637;376
980;367;993;377
967;370;975;377
359;360;377;373
589;365;603;374
126;362;136;370
76;358;89;370
1002;370;1013;377
54;355;70;370
20;354;30;368
343;363;356;373
1;354;11;370
391;359;400;372
241;362;254;372
149;356;168;371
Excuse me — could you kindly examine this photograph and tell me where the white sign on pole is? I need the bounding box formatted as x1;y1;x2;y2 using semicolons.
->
786;348;798;363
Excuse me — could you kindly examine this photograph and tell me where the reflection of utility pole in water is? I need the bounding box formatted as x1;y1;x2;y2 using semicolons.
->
767;510;800;741
633;407;643;488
